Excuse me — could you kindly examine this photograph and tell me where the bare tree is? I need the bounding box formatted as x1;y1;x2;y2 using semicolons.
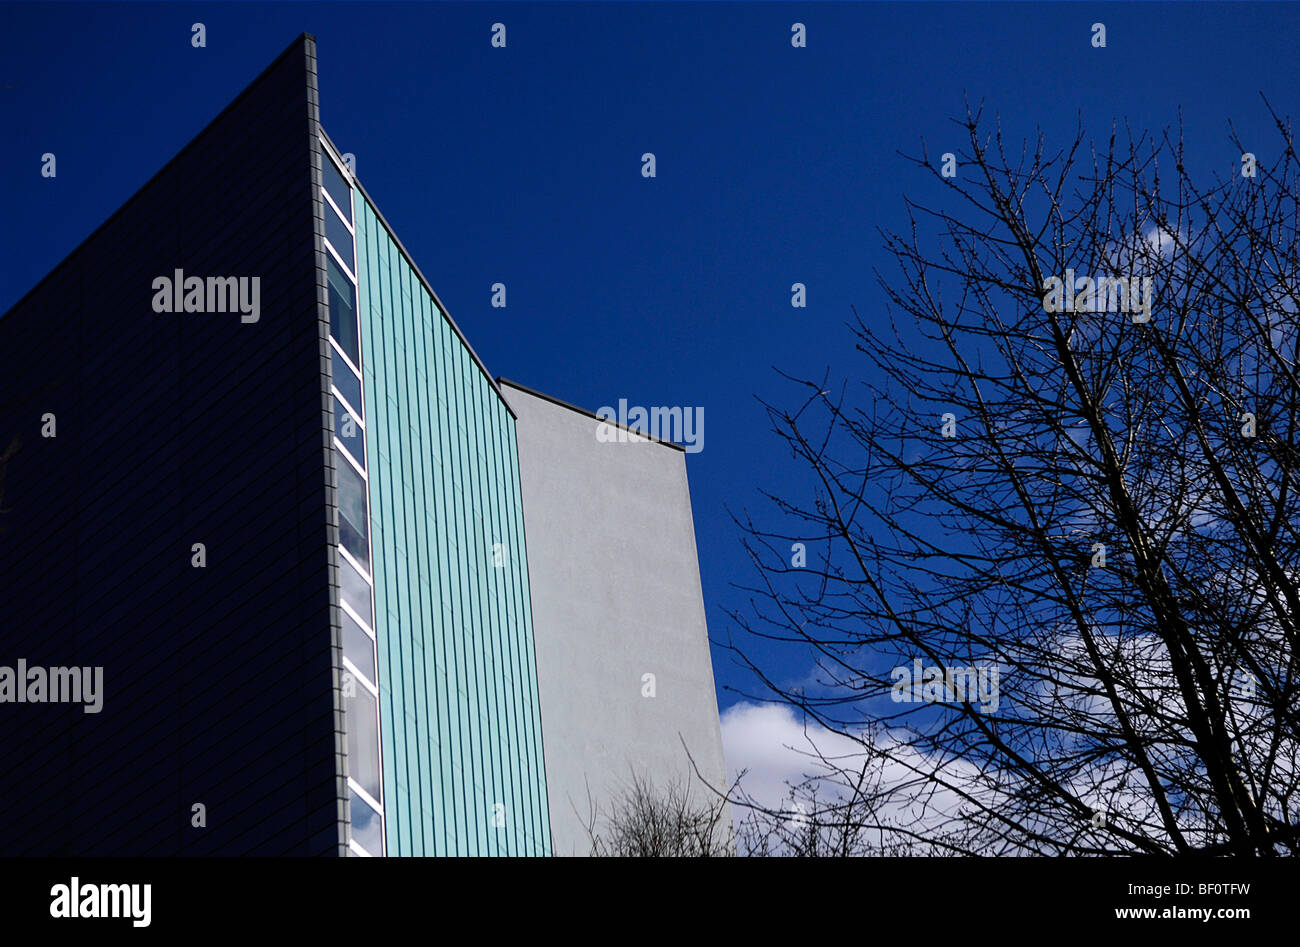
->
730;751;917;857
582;770;734;857
727;100;1300;855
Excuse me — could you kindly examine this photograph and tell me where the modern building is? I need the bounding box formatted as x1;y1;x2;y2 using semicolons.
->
500;381;727;855
0;34;725;856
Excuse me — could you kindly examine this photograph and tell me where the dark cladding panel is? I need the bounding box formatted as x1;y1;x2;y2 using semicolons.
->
0;35;344;855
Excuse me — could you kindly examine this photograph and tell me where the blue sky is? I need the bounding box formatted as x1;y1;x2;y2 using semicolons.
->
3;2;1298;734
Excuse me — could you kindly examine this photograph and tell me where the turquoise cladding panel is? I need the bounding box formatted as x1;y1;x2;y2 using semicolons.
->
353;195;550;856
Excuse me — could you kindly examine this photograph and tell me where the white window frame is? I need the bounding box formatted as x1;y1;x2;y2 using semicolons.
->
350;779;384;823
346;780;383;858
322;187;355;235
340;597;375;638
329;337;364;388
319;136;356;219
321;133;386;857
335;435;367;481
339;544;372;584
343;655;379;697
324;238;358;285
341;606;380;693
332;385;367;471
331;391;366;432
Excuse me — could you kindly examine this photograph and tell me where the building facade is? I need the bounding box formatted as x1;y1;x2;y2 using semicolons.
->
0;34;721;856
501;381;729;855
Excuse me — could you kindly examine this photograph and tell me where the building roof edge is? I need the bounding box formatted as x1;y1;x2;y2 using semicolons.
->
496;378;688;452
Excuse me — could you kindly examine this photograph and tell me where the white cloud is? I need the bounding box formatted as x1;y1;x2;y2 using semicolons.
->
720;702;863;810
719;700;994;850
1143;224;1179;259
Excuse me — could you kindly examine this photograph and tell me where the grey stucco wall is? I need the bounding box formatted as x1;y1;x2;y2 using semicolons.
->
501;381;728;855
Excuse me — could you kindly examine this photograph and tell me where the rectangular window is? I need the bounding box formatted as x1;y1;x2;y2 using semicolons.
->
331;347;364;419
327;255;359;365
339;555;372;627
325;205;355;272
349;787;383;854
343;608;377;685
321;147;353;223
334;395;365;469
346;690;382;801
337;460;370;570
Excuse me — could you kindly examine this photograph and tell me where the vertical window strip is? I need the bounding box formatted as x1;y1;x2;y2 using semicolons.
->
324;142;386;858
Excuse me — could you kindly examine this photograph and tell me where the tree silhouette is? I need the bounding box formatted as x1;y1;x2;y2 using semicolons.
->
728;101;1300;855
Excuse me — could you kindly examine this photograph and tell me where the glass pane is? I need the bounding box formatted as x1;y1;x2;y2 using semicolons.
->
337;460;370;570
327;255;359;365
349;787;383;854
326;205;354;272
343;608;376;685
322;148;352;223
334;395;365;470
339;554;372;627
331;347;363;419
346;689;382;801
